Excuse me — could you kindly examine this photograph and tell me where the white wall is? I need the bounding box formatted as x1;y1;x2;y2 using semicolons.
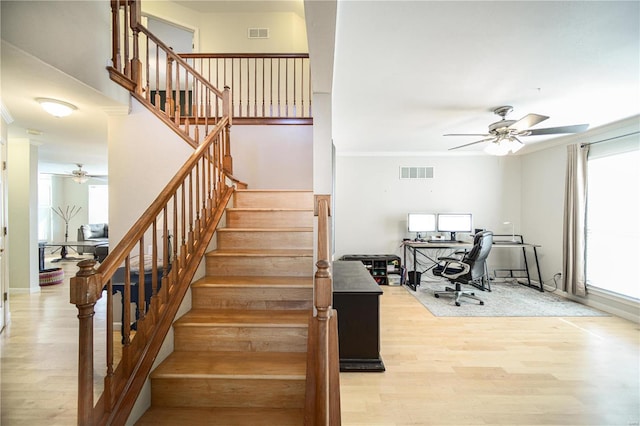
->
108;99;194;245
0;0;128;105
142;2;308;53
7;139;39;292
232;126;312;189
335;154;523;271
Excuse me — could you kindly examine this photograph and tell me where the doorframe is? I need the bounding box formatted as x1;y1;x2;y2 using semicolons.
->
0;104;13;333
141;12;198;53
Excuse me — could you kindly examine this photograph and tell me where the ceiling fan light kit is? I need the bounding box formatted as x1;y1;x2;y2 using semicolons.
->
446;105;589;155
36;97;77;118
71;164;89;184
51;163;105;183
72;175;89;184
484;135;524;156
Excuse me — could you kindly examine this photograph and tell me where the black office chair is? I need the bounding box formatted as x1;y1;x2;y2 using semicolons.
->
432;231;493;306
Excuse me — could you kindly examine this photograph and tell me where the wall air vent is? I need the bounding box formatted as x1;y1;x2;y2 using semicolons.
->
400;166;434;180
248;28;269;39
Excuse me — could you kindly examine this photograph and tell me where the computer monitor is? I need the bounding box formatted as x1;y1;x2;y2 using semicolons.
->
437;213;473;241
407;213;436;239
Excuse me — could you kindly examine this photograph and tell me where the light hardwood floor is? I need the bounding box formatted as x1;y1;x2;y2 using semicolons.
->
1;259;639;425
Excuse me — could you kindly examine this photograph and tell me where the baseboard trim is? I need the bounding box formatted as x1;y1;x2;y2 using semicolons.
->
561;288;640;324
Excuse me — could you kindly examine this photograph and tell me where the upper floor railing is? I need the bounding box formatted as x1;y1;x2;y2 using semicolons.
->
109;1;311;128
180;53;312;124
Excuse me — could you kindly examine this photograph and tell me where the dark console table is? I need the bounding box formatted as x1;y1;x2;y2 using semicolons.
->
332;260;385;372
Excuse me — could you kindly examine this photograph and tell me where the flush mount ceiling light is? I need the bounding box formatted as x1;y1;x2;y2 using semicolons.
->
36;98;77;117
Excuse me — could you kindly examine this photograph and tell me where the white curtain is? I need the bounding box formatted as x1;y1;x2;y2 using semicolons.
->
562;144;589;296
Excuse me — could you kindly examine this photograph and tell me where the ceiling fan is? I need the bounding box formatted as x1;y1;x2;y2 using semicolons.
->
56;164;106;184
445;106;589;155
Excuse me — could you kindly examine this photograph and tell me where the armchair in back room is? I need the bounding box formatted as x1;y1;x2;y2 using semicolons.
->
77;223;109;255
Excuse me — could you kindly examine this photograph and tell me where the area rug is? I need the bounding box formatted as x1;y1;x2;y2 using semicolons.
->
407;279;608;317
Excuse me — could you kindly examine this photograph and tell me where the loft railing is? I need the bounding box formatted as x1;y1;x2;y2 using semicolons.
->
70;122;234;425
180;53;312;124
305;195;341;425
109;0;311;130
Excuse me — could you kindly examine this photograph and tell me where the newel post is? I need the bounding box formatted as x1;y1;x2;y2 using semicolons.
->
222;86;233;174
309;194;334;425
70;259;102;426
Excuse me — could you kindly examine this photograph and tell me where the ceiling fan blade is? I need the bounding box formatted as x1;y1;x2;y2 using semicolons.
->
509;113;549;131
443;133;490;137
526;124;589;136
448;137;495;151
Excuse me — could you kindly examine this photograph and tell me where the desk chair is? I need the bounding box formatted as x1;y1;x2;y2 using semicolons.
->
432;231;493;306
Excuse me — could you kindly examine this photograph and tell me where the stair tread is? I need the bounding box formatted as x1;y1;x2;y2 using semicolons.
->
193;275;313;287
236;189;312;193
227;207;313;212
217;227;313;232
136;407;304;425
175;309;311;326
152;351;307;379
207;248;313;257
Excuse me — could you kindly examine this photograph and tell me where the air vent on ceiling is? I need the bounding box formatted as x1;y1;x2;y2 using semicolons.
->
400;166;434;180
248;28;269;39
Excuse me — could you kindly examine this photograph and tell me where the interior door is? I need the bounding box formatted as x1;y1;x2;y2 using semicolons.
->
0;136;7;333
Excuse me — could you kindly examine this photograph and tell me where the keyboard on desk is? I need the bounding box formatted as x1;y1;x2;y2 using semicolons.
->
428;240;463;243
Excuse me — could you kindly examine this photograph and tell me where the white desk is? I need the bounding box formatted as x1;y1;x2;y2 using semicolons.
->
402;237;543;292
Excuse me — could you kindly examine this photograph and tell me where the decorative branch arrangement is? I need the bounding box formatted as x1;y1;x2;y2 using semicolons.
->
52;205;82;241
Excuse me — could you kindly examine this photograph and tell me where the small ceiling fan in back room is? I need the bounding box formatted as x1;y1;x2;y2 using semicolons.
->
54;164;107;184
445;106;589;155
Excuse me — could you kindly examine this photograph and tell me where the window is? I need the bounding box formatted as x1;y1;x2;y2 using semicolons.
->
38;175;52;241
586;137;639;299
88;185;108;224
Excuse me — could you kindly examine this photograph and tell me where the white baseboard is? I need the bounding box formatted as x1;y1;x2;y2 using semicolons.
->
561;288;640;324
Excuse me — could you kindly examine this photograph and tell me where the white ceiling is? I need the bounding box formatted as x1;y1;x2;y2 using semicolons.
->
1;41;124;176
331;1;640;154
1;0;638;177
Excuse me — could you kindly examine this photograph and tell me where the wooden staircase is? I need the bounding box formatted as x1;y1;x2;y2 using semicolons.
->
136;189;315;425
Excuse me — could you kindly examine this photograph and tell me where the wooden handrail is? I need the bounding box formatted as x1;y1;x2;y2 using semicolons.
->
305;195;341;425
71;2;243;424
71;123;235;425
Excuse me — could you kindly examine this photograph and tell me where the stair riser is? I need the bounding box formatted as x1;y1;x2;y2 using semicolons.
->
151;378;305;408
174;326;308;352
234;191;313;209
192;287;313;311
217;230;313;250
226;210;313;228
206;256;313;277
